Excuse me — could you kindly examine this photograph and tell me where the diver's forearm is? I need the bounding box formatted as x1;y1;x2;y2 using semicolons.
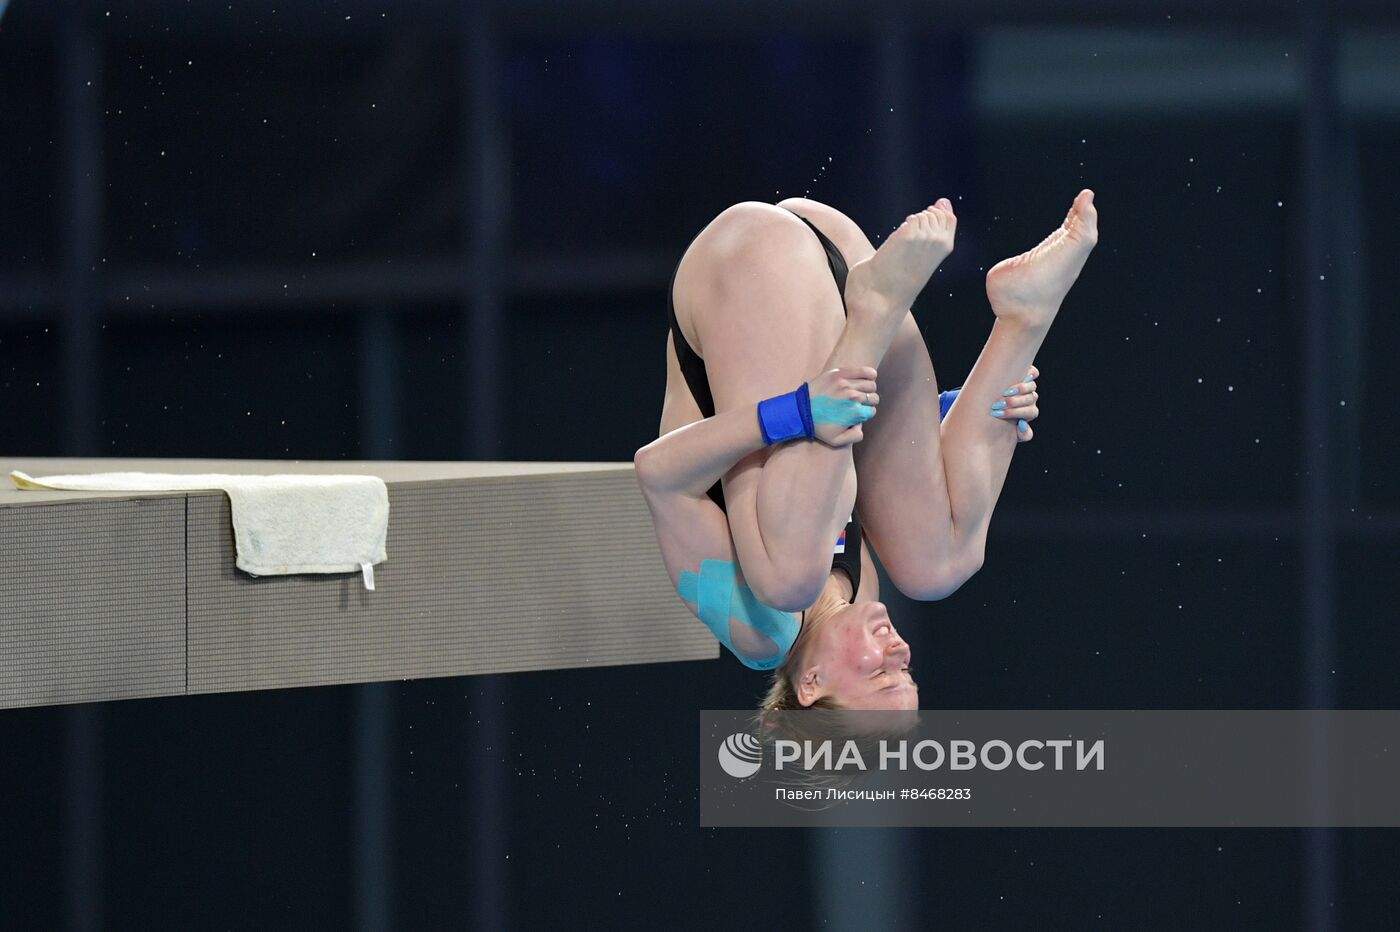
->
633;405;765;499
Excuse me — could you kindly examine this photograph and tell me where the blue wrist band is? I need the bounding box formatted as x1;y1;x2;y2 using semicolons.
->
939;387;961;420
758;382;815;445
796;382;815;437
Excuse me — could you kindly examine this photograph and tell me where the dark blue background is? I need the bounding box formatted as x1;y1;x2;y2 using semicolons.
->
2;1;1397;928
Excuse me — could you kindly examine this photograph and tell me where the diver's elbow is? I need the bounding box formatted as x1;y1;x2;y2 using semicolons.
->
632;445;661;491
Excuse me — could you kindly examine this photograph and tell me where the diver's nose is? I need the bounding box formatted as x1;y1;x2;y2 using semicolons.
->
884;616;904;644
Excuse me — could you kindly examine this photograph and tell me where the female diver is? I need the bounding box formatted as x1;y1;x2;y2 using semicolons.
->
634;190;1099;711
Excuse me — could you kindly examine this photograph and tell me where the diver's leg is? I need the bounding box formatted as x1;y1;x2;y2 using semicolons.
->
676;202;862;609
854;191;1100;600
775;197;968;599
854;311;1043;599
679;201;945;609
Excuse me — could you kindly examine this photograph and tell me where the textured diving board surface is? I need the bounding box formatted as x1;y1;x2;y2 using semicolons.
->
0;457;716;710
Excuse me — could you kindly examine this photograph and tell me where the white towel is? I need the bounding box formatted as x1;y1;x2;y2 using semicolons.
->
9;470;388;590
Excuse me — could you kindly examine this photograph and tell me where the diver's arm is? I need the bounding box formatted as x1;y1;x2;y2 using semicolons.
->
633;403;765;500
636;366;876;501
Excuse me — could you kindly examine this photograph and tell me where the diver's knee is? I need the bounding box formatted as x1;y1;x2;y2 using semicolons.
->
952;552;985;592
896;554;982;602
754;561;823;614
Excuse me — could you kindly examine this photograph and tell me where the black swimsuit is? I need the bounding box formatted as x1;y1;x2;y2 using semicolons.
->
665;207;865;602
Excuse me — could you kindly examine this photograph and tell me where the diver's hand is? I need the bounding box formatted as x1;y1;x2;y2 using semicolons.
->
807;366;878;448
990;364;1039;442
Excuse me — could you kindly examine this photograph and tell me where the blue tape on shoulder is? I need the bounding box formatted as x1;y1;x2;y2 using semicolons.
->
677;559;799;671
729;578;799;662
695;558;736;635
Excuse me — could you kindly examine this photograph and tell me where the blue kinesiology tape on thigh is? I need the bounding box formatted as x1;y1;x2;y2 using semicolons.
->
676;559;799;671
810;394;875;427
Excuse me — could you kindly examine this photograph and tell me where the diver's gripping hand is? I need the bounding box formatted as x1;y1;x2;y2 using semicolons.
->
807;366;879;448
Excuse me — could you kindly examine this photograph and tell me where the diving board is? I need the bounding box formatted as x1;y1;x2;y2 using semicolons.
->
0;457;717;710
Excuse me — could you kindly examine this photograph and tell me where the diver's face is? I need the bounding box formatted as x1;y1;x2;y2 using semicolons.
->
801;601;917;710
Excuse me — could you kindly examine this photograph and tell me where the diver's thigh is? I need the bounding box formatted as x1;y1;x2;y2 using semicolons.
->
779;199;960;595
674;202;857;605
850;307;955;596
676;202;849;415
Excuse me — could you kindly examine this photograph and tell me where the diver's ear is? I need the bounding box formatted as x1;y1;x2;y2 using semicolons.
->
796;665;822;708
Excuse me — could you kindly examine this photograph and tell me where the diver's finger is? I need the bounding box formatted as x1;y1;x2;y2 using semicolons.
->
1003;391;1037;410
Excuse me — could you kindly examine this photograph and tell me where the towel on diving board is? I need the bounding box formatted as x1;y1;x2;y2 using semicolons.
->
8;469;388;590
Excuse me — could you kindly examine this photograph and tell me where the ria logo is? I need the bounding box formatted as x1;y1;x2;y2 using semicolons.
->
718;732;763;779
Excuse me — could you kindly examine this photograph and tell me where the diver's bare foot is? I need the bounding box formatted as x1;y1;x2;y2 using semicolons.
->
985;189;1099;330
844;198;957;326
